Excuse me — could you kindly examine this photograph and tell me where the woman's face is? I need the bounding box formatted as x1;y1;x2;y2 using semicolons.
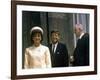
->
32;32;42;46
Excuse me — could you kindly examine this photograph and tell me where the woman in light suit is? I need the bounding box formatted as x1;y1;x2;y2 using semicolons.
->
24;26;51;69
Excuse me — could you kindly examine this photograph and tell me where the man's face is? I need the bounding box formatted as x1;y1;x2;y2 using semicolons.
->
74;27;81;37
51;32;59;44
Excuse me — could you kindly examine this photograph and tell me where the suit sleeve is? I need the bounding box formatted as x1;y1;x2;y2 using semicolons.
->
85;35;89;65
63;45;69;66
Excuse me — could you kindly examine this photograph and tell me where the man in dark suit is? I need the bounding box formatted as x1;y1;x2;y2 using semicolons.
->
49;30;69;67
72;24;89;66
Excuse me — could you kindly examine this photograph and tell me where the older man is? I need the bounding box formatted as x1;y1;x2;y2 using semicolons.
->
72;24;89;66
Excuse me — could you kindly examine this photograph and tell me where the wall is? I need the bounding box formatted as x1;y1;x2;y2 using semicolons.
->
0;0;100;80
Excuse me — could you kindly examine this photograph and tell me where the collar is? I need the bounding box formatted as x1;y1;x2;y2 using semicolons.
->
52;42;58;53
33;44;41;48
52;42;58;46
79;33;84;39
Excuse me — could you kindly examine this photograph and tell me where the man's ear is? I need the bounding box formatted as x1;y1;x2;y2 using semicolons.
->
79;27;82;31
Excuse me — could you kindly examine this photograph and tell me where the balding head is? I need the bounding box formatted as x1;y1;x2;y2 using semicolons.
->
74;24;84;37
75;24;83;31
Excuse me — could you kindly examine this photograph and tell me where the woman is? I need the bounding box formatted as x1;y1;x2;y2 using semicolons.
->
24;26;51;69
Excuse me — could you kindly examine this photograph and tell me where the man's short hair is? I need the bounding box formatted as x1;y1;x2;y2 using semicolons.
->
51;30;60;35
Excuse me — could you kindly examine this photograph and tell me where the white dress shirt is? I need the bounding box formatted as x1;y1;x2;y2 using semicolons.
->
79;32;84;39
52;42;58;53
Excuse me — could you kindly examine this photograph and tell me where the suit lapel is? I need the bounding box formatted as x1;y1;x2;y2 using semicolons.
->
50;44;52;53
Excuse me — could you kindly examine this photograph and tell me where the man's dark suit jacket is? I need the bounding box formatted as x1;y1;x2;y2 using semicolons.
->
73;33;89;66
49;42;69;67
